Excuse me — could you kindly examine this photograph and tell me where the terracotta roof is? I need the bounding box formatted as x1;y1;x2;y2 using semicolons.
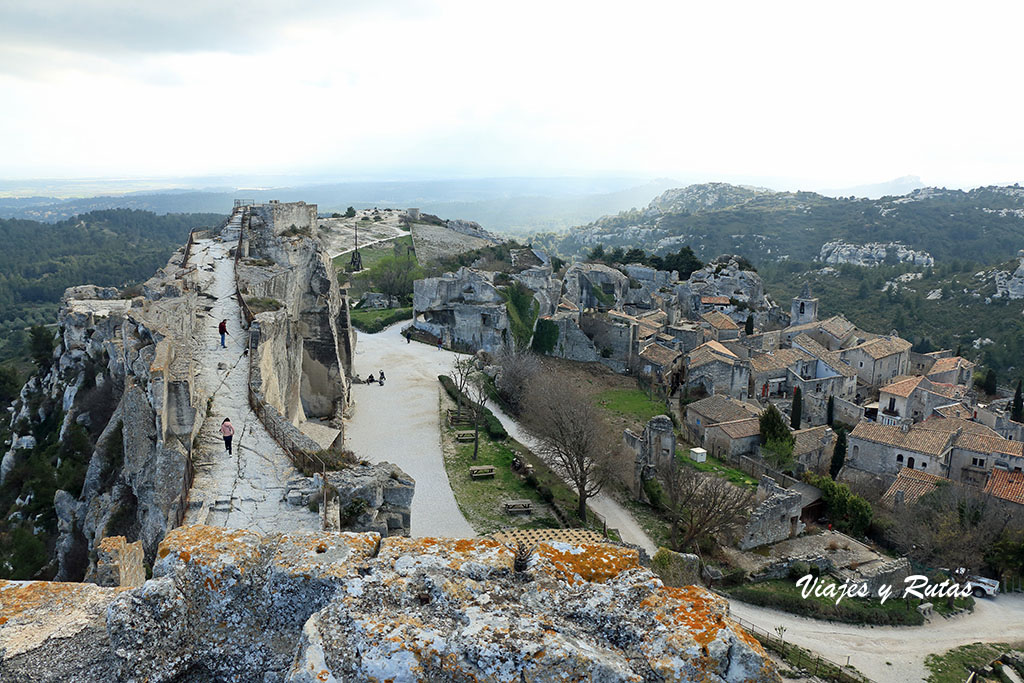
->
638;321;661;339
793;334;857;378
701;310;740;330
640;309;668;325
715;417;761;439
852;335;912;360
657;332;676;344
881;467;949;508
984;468;1024;506
687;340;741;369
640;343;682;368
928;356;974;376
749;348;811;374
793;425;832;457
953;432;1024;458
879;376;924;398
607;310;638;324
881;375;964;401
701;296;730;305
819;316;857;340
687;394;761;424
934;403;977;420
917;416;1001;438
850;422;953;457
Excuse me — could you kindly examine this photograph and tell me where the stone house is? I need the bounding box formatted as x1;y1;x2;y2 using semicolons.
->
704;418;760;460
638;343;683;387
946;431;1024;487
790;283;819;326
699;295;733;314
701;310;741;342
984;468;1024;509
880;467;947;510
684;394;762;445
782;315;858;351
685;341;751;399
877;375;968;426
926;355;976;386
749;347;812;399
847;422;950;480
792;425;835;473
839;335;912;387
580;311;638;372
738;476;806;550
790;334;858;402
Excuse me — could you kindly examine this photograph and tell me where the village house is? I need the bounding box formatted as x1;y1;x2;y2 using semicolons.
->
880;467;947;510
926;355;976;386
703;417;761;460
877;375;969;426
782;315;858;351
790;334;858;402
701;310;741;342
749;347;812;399
638;343;683;387
792;425;835;474
685;340;751;399
839;334;912;387
699;295;732;314
984;468;1024;509
684;394;762;445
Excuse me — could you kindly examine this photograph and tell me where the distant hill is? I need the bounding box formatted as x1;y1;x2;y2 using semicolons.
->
538;183;1024;266
818;175;926;199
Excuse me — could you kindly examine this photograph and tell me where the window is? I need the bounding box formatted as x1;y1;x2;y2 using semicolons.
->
907;456;916;469
921;462;926;468
799;302;805;314
897;454;903;463
972;457;986;468
859;361;864;368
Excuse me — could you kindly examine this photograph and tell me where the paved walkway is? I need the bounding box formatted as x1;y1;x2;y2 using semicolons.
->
344;323;476;538
184;211;318;533
730;593;1024;682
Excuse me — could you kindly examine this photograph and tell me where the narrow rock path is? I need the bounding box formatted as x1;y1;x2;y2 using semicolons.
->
184;210;318;533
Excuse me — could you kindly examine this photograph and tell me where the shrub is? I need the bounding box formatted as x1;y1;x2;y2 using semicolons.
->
537;486;555;504
643;477;665;509
788;561;811;580
524;472;539;488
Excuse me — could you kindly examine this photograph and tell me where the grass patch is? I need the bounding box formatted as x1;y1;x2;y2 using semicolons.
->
349;307;413;333
678;450;758;488
247;297;282;314
594;388;667;426
924;642;1018;683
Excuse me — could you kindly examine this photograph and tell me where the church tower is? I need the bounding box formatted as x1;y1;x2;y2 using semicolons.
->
790;282;818;325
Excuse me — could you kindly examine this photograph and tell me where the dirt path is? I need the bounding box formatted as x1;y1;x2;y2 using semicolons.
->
184;211;318;533
729;593;1024;682
344;323;476;538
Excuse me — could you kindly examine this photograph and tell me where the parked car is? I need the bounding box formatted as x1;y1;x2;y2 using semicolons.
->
941;568;1000;598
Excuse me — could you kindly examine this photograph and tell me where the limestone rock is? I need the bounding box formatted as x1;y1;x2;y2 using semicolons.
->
325;462;414;536
651;547;703;587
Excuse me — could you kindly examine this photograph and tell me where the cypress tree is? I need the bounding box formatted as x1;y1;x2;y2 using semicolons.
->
1013;380;1023;423
744;314;754;336
790;387;802;429
826;395;835;426
830;430;847;479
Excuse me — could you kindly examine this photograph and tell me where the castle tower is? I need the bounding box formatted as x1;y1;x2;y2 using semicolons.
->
790;282;818;325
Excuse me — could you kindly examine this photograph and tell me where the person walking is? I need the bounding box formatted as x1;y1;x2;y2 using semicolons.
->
218;319;229;348
379;369;386;382
220;418;234;454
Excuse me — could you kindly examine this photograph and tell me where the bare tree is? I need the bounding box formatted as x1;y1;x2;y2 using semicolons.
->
661;463;754;552
467;374;490;461
450;356;475;420
494;347;539;415
523;376;614;522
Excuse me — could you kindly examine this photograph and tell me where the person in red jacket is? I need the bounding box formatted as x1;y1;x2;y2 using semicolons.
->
218;319;229;348
221;418;234;454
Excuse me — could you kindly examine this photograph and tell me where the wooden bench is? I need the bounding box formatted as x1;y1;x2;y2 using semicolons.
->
469;465;496;479
455;431;475;443
504;499;533;515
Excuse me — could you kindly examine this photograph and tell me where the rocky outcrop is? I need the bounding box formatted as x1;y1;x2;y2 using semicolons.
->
819;240;934;267
676;255;777;325
0;525;778;682
992;253;1024;299
563;262;629;311
413;267;510;351
325;462;414;537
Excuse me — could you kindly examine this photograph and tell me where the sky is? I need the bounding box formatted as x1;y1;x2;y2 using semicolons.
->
1;0;1022;190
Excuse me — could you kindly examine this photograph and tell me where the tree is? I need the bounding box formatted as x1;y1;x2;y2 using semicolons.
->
662;463;754;551
981;368;998;396
1013;380;1023;423
587;244;606;261
826;395;835;426
0;364;21;405
759;403;791;445
344;206;356;218
493;347;539;415
450;357;474;420
744;314;754;336
790;387;802;429
468;376;490;461
524;376;614;522
29;325;55;369
829;429;847;479
763;437;795;472
366;253;423;299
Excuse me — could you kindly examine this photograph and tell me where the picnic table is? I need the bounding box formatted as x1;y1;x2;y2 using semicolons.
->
469;465;496;479
503;499;533;515
455;431;475;443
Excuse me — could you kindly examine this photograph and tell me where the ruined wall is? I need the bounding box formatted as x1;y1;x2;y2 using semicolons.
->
545;312;600;362
739;476;805;550
260;200;317;235
0;525;778;682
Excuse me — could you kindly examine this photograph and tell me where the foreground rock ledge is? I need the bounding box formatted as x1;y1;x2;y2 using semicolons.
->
0;525;778;682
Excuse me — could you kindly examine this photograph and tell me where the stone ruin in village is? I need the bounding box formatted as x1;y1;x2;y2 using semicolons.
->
0;201;781;682
625;415;678;503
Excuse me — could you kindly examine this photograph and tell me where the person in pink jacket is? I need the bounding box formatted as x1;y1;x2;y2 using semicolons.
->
220;418;235;454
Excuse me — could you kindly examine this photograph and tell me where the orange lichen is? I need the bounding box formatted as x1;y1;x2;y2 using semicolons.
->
534;542;640;584
639;586;733;649
0;580;127;625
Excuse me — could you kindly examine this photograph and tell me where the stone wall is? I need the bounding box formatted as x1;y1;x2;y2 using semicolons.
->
257;200;317;235
0;525;778;682
545;312;600;362
739;476;805;550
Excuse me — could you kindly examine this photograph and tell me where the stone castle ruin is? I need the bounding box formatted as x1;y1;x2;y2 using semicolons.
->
625;415;677;502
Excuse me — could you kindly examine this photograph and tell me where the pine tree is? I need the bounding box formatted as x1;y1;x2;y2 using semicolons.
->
790;387;802;429
830;430;847;479
826;395;835;426
759;404;792;445
1013;380;1023;423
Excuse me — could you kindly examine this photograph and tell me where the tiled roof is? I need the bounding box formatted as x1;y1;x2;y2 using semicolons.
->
701;296;731;305
984;468;1024;506
716;417;762;439
819;316;857;340
793;425;832;457
850;422;953;457
879;376;924;398
928;356;974;375
638;321;661;339
640;343;682;368
953;432;1024;458
917;416;1001;438
641;309;669;325
687;340;740;369
749;348;811;374
793;334;858;378
881;467;948;508
881;375;964;401
934;403;977;420
701;311;739;330
853;335;912;360
687;395;761;424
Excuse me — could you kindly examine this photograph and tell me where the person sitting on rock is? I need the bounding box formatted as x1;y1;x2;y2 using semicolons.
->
366;372;375;384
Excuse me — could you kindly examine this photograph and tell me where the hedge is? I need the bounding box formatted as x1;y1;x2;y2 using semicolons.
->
349;307;413;334
438;375;508;440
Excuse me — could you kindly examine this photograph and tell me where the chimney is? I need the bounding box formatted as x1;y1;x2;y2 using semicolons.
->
900;422;910;433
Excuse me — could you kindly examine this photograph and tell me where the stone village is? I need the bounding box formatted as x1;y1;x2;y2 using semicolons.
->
2;200;1023;682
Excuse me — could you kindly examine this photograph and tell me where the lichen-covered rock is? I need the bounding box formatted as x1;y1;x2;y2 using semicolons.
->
651;548;703;588
4;527;777;683
325;462;414;536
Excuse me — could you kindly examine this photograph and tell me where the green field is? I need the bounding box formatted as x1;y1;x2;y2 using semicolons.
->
594;388;668;424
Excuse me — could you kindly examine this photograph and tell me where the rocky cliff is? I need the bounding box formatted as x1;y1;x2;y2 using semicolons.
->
0;524;779;682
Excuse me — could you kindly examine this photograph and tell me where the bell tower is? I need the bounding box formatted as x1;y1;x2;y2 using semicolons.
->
790;282;818;325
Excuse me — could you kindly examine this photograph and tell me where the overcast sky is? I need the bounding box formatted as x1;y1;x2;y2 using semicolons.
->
1;0;1022;190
